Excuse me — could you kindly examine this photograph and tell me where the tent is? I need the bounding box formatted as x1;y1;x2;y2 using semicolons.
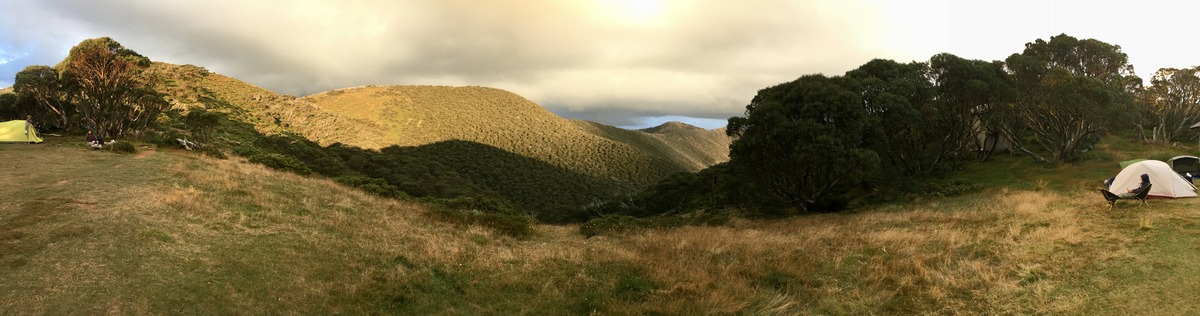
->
1169;156;1200;178
1111;160;1197;198
0;120;43;143
1119;158;1148;169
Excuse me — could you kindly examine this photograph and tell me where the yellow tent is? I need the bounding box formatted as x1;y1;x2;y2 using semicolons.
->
0;120;44;143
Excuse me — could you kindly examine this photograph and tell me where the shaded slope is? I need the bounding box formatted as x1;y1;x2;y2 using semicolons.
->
392;140;630;213
572;120;730;172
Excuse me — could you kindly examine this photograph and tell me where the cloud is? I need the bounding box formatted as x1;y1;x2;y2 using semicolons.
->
1;0;907;125
9;1;1196;126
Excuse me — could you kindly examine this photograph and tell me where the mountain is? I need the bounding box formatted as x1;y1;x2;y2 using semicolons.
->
300;85;726;186
572;120;730;172
145;62;730;210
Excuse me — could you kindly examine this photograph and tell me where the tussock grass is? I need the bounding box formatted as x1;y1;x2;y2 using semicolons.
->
8;135;1200;314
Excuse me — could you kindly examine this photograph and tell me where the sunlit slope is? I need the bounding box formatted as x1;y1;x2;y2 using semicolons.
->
147;63;393;148
303;85;685;185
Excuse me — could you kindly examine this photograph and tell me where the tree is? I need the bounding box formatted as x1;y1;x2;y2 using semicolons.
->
1005;34;1140;162
184;108;222;144
727;74;879;212
13;65;71;129
927;53;1014;161
845;59;945;176
0;93;18;120
1138;67;1200;144
60;37;167;139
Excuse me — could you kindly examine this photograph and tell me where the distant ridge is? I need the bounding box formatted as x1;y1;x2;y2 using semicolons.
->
573;120;730;172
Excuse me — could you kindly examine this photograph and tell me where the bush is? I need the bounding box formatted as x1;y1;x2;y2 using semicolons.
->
249;153;312;175
144;129;189;148
427;207;533;239
197;146;227;159
336;175;409;199
183;108;222;143
580;215;648;237
435;196;518;216
110;141;137;154
918;179;981;197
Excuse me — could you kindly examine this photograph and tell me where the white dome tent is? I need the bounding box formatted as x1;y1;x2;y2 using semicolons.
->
1110;160;1197;198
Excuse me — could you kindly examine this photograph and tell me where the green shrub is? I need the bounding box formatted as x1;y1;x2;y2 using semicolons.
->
580;215;648;237
143;129;188;148
336;175;409;199
110;141;137;154
427;207;533;238
249;153;312;175
435;196;518;216
918;179;981;197
197;146;227;159
183;108;222;143
614;273;656;302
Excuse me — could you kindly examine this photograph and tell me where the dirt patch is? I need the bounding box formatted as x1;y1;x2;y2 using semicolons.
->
9;198;74;228
133;146;157;159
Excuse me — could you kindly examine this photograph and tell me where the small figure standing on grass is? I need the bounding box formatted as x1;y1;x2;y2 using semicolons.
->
24;115;34;138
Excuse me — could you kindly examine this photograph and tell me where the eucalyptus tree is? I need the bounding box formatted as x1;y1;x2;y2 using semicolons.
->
1005;34;1140;162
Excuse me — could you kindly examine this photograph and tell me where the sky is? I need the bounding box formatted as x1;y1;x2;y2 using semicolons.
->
2;0;1199;129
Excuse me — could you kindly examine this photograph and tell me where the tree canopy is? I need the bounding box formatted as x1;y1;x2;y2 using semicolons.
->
13;65;70;129
1004;34;1140;162
1138;66;1200;144
727;74;879;212
61;37;165;138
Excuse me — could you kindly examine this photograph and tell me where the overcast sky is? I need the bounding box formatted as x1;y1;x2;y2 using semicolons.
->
2;0;1199;129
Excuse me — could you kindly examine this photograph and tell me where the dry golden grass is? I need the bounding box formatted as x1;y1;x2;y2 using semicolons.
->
7;138;1200;314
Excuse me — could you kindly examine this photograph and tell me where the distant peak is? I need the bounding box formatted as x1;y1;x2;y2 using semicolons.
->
641;121;699;133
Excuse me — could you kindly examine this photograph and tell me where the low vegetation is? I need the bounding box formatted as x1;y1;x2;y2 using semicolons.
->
5;136;1200;314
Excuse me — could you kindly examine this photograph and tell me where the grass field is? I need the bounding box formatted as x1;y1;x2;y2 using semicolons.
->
5;135;1200;314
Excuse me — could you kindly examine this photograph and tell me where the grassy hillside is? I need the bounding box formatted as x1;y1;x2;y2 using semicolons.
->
302;85;696;186
143;63;730;210
146;63;393;148
7;136;1200;314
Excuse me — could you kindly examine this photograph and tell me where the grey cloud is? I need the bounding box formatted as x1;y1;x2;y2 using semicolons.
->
1;0;908;126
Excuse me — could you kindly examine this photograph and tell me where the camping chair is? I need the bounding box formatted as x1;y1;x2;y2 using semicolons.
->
1098;183;1152;210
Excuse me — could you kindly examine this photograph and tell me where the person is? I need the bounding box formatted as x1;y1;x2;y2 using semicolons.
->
1130;174;1150;194
86;131;103;149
